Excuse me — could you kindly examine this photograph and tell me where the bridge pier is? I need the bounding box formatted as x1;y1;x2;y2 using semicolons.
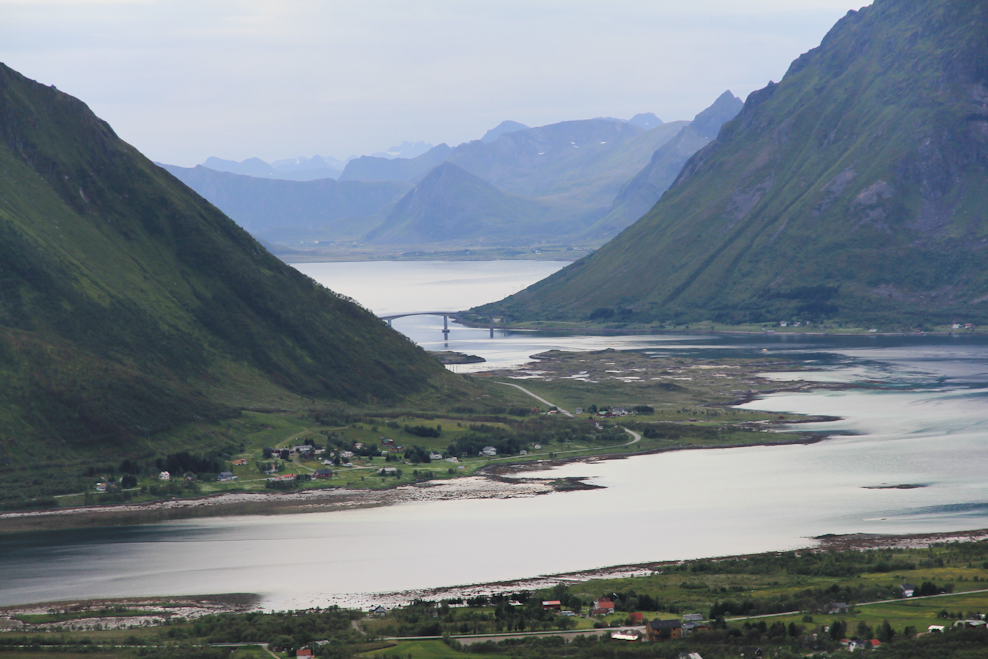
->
489;315;494;338
442;314;450;339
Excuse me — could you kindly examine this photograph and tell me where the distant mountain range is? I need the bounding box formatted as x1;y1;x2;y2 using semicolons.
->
159;164;411;243
203;154;346;181
162;101;739;252
480;0;988;328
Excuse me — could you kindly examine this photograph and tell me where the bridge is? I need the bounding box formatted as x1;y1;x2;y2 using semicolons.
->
379;311;495;338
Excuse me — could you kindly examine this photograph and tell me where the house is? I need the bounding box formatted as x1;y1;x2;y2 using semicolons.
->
869;639;881;648
519;449;528;456
682;621;711;636
354;442;365;449
276;473;296;481
445;457;459;463
590;598;615;616
232;459;248;466
541;600;562;611
340;450;354;459
158;471;171;481
628;612;644;624
216;471;237;482
612;407;628;416
381;438;394;445
682;613;704;623
741;647;763;658
828;602;848;614
183;471;196;482
371;605;387;616
928;625;945;633
481;446;497;456
901;583;916;597
644;618;681;641
314;469;334;479
296;648;313;658
954;619;987;628
678;654;703;659
575;407;583;415
610;631;641;642
378;467;398;475
95;482;107;492
429;452;443;461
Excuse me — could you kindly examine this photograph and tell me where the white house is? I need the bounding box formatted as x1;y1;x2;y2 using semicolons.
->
429;452;443;461
158;471;171;481
481;446;497;456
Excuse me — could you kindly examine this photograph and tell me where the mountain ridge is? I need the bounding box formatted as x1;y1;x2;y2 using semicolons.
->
478;0;988;327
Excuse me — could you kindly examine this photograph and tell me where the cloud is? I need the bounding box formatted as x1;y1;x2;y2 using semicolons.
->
0;0;867;165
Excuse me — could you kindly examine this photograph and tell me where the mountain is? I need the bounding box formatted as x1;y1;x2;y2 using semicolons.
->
370;141;434;159
201;155;344;181
0;63;452;486
365;163;557;244
160;164;410;243
447;118;687;225
339;144;453;182
478;0;988;328
481;120;529;143
589;91;743;237
204;156;277;177
268;154;346;181
627;113;663;130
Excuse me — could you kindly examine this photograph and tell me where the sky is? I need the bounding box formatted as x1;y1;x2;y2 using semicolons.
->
1;1;869;166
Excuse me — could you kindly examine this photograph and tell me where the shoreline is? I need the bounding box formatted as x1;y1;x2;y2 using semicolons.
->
0;428;830;534
315;527;988;612
4;528;987;617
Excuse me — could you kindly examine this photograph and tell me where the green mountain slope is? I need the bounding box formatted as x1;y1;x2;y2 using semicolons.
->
365;163;558;244
481;0;988;327
0;63;449;462
160;164;411;243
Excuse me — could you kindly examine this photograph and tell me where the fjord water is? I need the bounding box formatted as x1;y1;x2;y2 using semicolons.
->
2;261;988;610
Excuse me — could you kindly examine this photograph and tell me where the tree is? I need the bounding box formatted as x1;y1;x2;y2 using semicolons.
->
829;620;846;641
876;619;895;642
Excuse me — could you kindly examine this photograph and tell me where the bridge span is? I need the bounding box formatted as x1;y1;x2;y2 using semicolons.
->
379;311;494;338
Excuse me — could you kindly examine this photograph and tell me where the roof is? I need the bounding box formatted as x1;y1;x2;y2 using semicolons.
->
542;600;561;606
649;619;682;630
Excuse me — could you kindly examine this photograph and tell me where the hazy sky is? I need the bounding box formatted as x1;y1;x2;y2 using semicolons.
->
1;1;868;166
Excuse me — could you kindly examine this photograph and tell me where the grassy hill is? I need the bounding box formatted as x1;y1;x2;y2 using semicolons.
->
0;63;458;500
480;0;988;328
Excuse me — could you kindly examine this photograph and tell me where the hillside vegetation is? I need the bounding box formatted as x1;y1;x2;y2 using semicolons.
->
0;63;459;500
482;0;988;328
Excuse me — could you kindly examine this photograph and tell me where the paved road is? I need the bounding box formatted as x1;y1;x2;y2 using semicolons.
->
493;382;574;417
381;625;645;646
210;642;279;658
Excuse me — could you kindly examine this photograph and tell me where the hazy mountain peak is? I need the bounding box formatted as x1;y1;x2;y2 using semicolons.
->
688;91;743;139
202;156;276;177
480;120;529;143
627;113;663;130
371;141;434;159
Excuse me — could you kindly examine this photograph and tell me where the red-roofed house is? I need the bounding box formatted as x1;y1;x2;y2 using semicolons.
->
591;598;615;616
542;600;562;610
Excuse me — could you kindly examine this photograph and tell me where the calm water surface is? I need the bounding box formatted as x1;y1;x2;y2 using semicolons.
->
2;261;988;609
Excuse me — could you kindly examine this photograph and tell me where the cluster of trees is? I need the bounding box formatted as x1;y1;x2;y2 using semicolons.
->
162;607;361;658
155;452;222;477
374;596;575;637
404;424;441;438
